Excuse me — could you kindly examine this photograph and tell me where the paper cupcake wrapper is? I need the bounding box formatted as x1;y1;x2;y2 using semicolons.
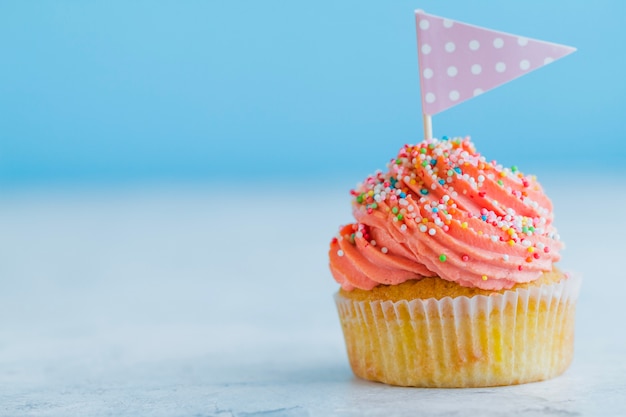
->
335;275;581;387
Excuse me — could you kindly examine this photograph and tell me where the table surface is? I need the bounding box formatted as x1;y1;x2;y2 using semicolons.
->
1;176;625;417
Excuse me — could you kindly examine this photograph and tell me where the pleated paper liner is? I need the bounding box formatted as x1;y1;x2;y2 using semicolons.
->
335;274;581;387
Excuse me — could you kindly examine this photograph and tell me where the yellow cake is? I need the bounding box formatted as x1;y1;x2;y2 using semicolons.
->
329;137;580;387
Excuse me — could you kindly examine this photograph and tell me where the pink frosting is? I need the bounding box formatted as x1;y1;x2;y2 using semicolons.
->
329;137;562;291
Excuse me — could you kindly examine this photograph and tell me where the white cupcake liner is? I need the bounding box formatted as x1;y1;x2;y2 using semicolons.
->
335;274;581;387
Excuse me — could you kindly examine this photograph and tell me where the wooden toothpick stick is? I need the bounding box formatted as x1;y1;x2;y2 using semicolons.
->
423;114;432;140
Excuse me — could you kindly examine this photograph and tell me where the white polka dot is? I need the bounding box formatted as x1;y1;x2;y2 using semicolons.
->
449;90;460;101
425;93;436;103
495;62;506;72
445;42;456;53
473;88;483;96
469;40;480;51
520;59;530;70
517;37;528;46
421;44;431;55
447;66;458;77
544;57;554;65
493;38;504;48
443;19;453;28
471;64;482;75
420;19;430;30
423;68;434;79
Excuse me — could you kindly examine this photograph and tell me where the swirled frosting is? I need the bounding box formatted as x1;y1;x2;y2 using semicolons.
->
329;137;562;291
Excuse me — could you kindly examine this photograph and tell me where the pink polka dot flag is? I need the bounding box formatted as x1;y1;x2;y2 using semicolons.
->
415;10;576;116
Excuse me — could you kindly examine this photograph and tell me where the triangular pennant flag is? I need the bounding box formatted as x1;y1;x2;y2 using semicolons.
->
415;10;576;116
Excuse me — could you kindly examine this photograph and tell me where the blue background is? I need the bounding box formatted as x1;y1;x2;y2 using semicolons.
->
1;1;624;188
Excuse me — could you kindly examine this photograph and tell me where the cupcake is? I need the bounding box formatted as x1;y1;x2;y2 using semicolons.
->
329;136;580;387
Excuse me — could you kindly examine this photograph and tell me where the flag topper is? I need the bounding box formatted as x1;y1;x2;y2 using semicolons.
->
415;10;576;139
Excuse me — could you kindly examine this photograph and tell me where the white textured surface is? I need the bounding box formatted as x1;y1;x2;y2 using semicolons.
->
1;177;625;416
